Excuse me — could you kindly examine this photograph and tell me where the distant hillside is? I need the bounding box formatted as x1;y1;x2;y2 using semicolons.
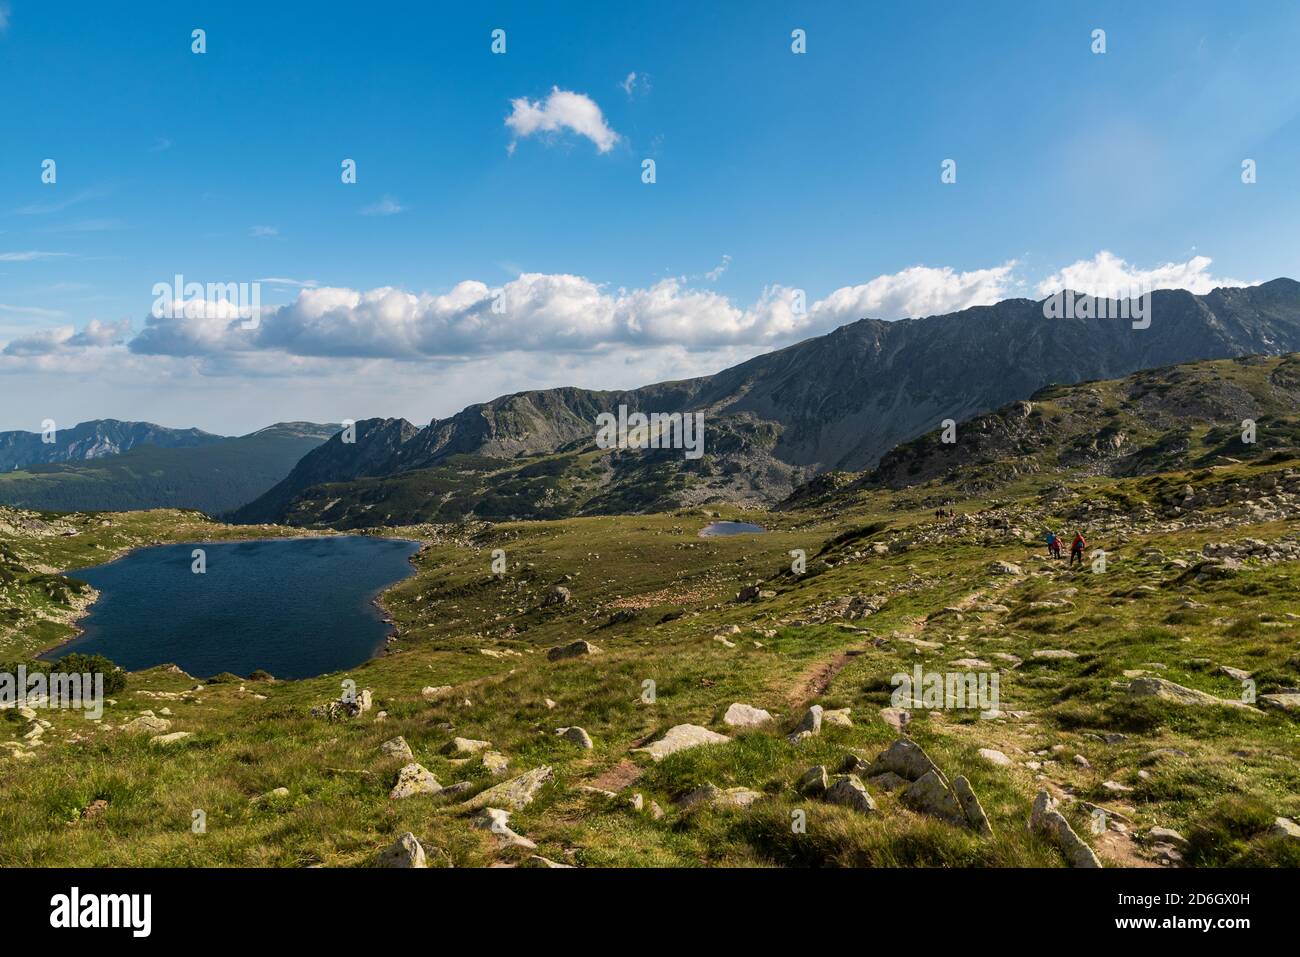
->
0;419;221;470
233;280;1300;527
0;423;339;515
782;353;1300;508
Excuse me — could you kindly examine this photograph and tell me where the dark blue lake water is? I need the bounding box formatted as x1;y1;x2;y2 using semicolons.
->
699;521;767;537
46;536;420;680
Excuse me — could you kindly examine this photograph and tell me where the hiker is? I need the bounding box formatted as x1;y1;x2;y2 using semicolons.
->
1052;534;1062;559
1045;530;1056;558
1069;531;1086;566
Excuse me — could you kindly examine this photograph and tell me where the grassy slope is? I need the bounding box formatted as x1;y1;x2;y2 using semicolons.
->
1;450;1298;867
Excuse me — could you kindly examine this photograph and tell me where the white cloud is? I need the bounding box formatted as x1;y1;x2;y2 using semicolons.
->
361;196;405;216
0;303;65;318
3;318;131;356
505;88;619;154
249;225;279;238
703;254;732;282
620;72;637;95
0;250;72;262
1035;250;1254;298
0;3;9;32
807;262;1018;328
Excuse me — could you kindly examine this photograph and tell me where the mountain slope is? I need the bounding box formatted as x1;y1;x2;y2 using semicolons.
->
0;419;221;470
235;280;1300;526
0;423;339;515
781;353;1300;510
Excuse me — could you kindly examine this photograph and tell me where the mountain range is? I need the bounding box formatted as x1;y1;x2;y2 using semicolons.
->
0;422;338;515
231;279;1300;527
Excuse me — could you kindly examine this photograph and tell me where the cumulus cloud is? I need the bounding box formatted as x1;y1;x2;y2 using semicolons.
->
506;88;619;154
9;253;1254;371
3;318;131;356
806;262;1018;328
1035;250;1255;298
360;196;405;216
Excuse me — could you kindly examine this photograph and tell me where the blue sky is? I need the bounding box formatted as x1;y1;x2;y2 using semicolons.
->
2;0;1299;433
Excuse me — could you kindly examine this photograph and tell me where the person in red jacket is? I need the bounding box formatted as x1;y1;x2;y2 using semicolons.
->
1069;532;1086;566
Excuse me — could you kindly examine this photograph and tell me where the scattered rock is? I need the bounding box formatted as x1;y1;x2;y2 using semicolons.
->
473;807;536;850
723;702;772;728
867;737;942;781
444;736;492;755
148;731;192;747
978;748;1013;767
557;726;594;749
390;763;442;799
953;775;993;836
461;765;553;811
547;640;600;662
634;724;730;762
1029;790;1101;868
901;770;966;827
677;784;763;811
799;765;829;796
824;775;877;815
377;832;427;868
380;736;414;761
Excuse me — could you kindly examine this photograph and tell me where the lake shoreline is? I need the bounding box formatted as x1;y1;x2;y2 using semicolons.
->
41;532;424;677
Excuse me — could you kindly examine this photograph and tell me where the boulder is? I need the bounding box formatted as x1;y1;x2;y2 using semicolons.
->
389;763;442;799
978;747;1013;767
879;707;910;731
461;765;553;811
953;776;993;835
547;640;600;662
1126;676;1256;710
1029;790;1101;868
542;585;572;607
557;726;594;749
380;736;414;761
473;807;536;850
122;715;171;735
444;736;492;755
148;731;192;747
633;724;730;762
867;737;942;782
824;775;877;815
1260;693;1300;713
989;561;1023;576
377;832;427;868
901;770;966;827
481;751;510;775
799;765;829;796
676;784;763;811
723;702;772;728
822;708;853;728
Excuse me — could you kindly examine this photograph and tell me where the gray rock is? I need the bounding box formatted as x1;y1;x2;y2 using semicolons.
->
953;775;993;835
542;585;572;606
901;770;966;827
122;715;171;735
824;775;877;815
799;765;829;796
460;765;553;811
148;731;192;747
380;736;414;761
822;708;853;727
557;726;594;749
787;705;823;742
723;702;773;728
377;832;427;868
390;763;442;799
1126;676;1256;710
978;748;1013;767
633;724;730;762
1269;817;1300;839
1260;693;1300;712
676;784;763;811
473;807;536;850
443;736;492;755
1029;790;1101;868
879;707;910;731
867;737;942;782
867;771;908;793
547;640;600;661
481;750;510;775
